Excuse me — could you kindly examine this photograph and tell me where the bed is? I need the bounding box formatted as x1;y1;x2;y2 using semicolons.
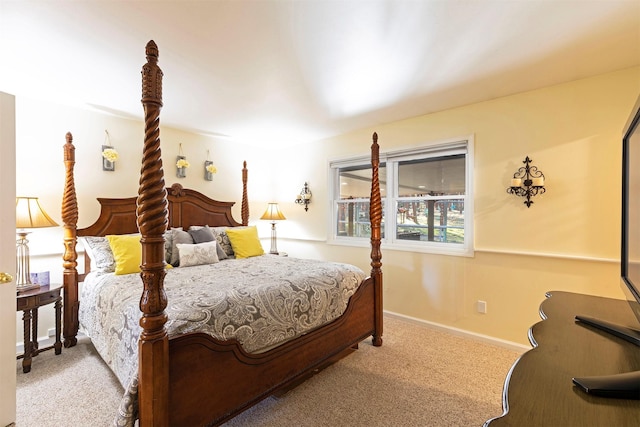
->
60;40;383;427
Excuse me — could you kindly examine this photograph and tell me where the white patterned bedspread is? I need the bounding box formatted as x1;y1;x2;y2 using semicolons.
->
79;255;365;424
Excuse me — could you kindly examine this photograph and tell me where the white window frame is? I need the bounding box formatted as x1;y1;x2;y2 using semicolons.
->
328;135;474;257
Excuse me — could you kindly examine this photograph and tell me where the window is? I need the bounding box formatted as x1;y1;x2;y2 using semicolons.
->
329;136;473;256
336;164;386;239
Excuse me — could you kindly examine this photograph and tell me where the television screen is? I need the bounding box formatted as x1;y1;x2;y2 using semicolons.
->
622;95;640;310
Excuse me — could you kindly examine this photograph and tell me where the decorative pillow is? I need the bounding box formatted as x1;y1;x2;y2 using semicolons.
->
225;226;264;259
106;234;142;275
189;225;228;260
176;241;219;267
211;226;235;258
170;228;194;267
164;229;177;264
188;226;215;243
78;236;116;273
214;241;228;260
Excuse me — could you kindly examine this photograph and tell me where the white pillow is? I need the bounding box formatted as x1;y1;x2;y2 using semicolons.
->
170;228;194;266
175;241;219;267
78;236;115;273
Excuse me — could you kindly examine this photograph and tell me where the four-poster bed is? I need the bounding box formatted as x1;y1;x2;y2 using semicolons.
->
61;40;383;426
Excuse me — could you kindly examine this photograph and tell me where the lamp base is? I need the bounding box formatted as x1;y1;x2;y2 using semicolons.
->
269;221;279;255
16;283;41;294
16;230;36;293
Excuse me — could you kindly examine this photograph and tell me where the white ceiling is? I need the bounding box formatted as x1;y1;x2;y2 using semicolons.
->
1;1;639;148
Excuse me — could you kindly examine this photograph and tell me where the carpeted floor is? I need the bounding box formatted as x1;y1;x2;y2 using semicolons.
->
16;315;522;426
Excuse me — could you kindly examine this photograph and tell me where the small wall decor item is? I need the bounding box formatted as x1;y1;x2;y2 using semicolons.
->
295;182;312;211
507;156;546;207
176;143;190;178
101;130;118;171
30;271;50;286
204;150;217;181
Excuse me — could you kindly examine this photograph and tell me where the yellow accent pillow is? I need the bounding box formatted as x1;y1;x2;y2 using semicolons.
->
107;234;141;275
226;226;264;259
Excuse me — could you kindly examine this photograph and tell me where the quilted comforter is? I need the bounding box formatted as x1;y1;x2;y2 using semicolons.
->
78;255;365;425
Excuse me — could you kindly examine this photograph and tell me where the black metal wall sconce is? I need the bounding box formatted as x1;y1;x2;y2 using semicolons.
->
295;182;312;211
507;156;546;208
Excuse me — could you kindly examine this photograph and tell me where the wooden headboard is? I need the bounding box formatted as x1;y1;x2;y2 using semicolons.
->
75;176;248;282
77;182;247;237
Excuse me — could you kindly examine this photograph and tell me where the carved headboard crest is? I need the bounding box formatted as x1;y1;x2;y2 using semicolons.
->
168;183;185;197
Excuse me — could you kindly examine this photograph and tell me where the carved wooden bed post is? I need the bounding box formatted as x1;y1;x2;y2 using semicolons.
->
370;132;383;346
138;40;170;427
62;132;79;348
241;160;249;226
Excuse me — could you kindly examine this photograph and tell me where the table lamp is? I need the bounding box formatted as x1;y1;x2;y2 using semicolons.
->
260;203;286;255
15;197;58;293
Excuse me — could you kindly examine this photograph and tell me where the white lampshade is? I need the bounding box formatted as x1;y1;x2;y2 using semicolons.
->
16;197;58;229
260;203;286;221
15;197;58;292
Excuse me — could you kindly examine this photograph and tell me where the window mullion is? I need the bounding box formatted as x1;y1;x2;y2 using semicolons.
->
387;160;398;244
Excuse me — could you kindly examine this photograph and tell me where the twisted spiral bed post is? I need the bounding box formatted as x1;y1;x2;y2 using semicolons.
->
370;132;383;346
138;40;170;427
61;132;79;348
241;160;249;225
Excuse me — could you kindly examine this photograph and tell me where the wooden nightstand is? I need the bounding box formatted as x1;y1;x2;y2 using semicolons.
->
16;284;62;373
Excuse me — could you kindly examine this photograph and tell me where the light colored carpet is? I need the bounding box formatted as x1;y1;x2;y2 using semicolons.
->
16;315;521;426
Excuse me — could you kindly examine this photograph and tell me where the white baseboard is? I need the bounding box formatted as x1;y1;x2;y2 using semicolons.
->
15;330;57;355
384;310;531;353
17;330;87;354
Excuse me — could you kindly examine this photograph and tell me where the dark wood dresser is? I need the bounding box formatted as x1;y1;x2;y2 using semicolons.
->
485;291;640;426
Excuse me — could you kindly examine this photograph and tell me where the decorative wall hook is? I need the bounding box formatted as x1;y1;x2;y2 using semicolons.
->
507;156;546;207
204;150;217;181
176;143;190;178
101;130;118;171
295;182;312;211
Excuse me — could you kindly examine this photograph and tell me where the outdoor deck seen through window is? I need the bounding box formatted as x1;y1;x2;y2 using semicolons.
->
330;138;473;256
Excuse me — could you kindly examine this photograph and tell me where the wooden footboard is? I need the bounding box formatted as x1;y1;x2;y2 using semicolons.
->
168;276;377;426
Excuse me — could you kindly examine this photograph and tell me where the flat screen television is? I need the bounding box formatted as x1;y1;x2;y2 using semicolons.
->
572;95;640;399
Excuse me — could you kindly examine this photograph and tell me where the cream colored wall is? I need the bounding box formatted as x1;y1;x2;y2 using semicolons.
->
273;67;640;345
13;97;273;345
10;67;640;350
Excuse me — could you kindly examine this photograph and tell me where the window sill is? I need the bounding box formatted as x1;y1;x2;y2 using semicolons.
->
327;237;474;257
